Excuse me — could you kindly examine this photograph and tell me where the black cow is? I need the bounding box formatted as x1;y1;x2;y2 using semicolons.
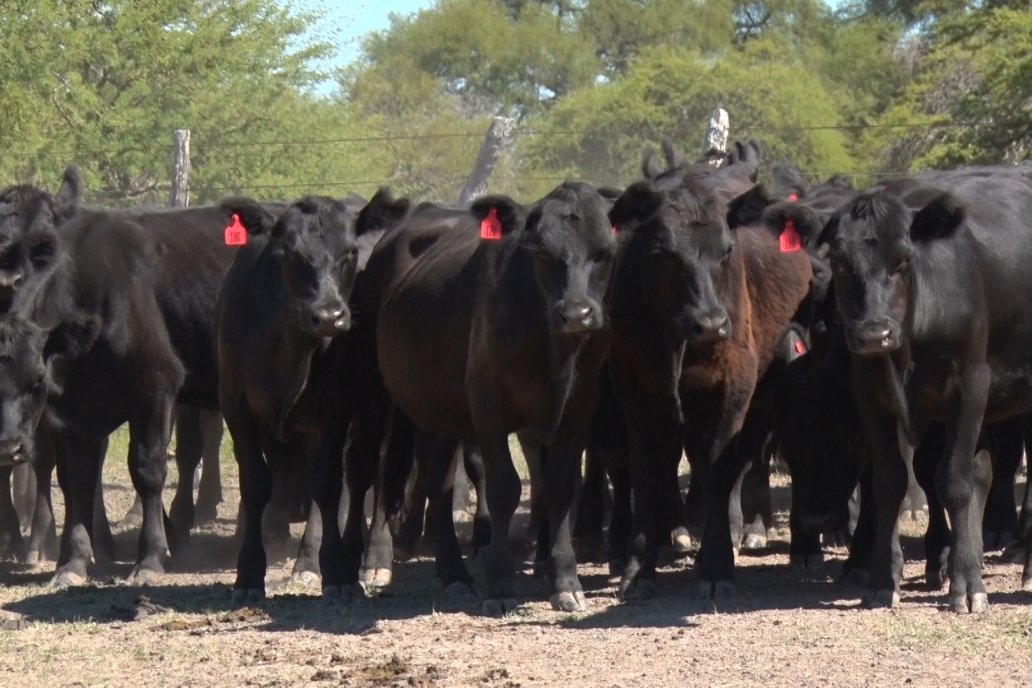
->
216;190;410;604
358;182;615;613
813;170;1032;612
0;179;282;585
607;142;813;599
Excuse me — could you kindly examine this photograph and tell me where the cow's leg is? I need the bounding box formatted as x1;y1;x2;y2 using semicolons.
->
415;431;473;592
394;458;429;559
859;413;908;608
169;404;203;546
542;424;594;612
935;366;991;614
0;467;24;560
347;408;391;590
982;419;1021;550
841;467;876;585
618;408;681;601
52;431;106;587
519;436;551;575
126;403;175;583
518;430;545;556
740;439;773;550
696;416;764;598
607;461;631;576
311;422;358;600
574;442;609;563
13;462;34;533
195;408;224;524
913;426;949;590
462;444;491;555
91;467;117;563
227;410;272;604
288;499;322;588
477;429;523;615
26;429;58;564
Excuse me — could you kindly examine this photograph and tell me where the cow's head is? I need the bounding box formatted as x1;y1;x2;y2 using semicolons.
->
825;188;964;355
0;310;98;467
223;190;409;338
0;318;47;466
0;168;80;316
610;145;765;345
471;182;615;335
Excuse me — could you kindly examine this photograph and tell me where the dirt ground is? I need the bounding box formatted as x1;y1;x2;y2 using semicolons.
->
1;436;1031;687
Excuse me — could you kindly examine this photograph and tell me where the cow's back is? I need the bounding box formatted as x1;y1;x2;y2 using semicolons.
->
366;209;484;439
132;206;238;406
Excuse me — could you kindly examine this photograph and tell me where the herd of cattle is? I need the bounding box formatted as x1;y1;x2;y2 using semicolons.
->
1;138;1032;618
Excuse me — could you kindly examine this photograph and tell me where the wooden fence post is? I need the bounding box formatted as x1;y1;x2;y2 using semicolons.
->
458;116;517;207
169;129;191;207
703;108;729;166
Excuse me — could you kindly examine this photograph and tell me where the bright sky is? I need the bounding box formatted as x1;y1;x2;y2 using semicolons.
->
296;0;436;91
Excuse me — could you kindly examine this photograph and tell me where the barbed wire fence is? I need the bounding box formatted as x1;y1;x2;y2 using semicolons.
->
4;116;1005;207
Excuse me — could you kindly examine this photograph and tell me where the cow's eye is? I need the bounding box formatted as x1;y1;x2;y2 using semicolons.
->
591;250;611;264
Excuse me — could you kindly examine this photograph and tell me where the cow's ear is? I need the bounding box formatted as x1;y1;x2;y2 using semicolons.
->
25;231;59;271
910;192;965;243
470;195;525;240
357;187;411;236
54;166;83;222
727;184;770;230
219;198;276;238
763;202;827;250
43;314;100;362
609;182;662;233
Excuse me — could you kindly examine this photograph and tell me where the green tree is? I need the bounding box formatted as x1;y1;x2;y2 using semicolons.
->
0;1;372;205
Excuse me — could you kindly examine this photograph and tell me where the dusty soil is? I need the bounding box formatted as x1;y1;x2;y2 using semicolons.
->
1;443;1031;687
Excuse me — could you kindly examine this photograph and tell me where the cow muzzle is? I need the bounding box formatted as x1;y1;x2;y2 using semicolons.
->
554;301;602;334
0;439;27;467
308;306;351;337
847;320;901;355
688;310;731;345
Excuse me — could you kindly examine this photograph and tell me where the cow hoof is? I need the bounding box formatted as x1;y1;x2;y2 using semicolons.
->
322;584;362;602
481;598;519;617
443;581;476;598
359;568;392;589
839;568;869;586
50;570;87;589
232;587;265;606
288;571;321;589
742;533;766;551
194;504;219;525
924;567;945;591
127;567;162;586
968;592;989;614
607;559;626;579
863;589;900;609
1021;576;1032;593
618;578;656;601
984;531;1015;551
671;528;692;553
23;550;39;566
790;553;823;573
697;580;736;600
550;590;587;612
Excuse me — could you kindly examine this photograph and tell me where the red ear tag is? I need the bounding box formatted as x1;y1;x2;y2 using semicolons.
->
779;218;802;253
480;207;503;241
611;225;619;237
787;192;799;203
793;338;807;356
224;213;247;246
